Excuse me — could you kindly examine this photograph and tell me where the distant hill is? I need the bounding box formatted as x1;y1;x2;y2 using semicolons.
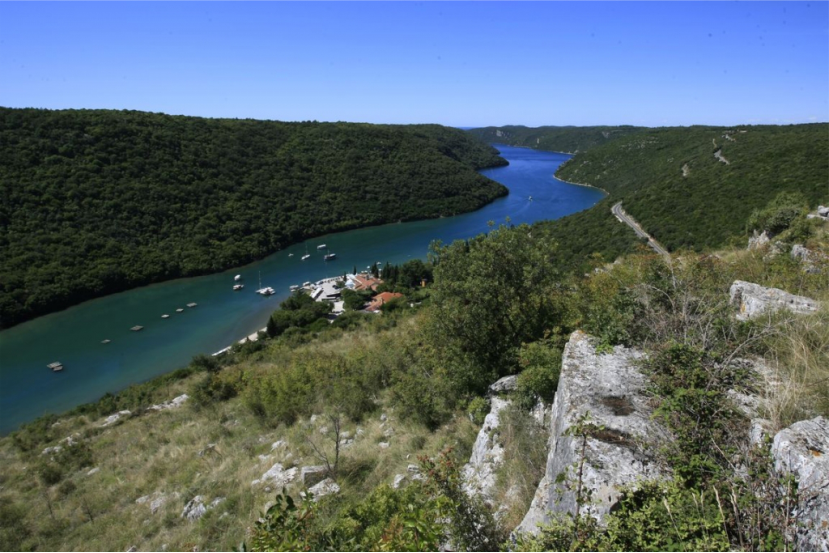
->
470;124;829;273
0;108;507;328
467;125;644;154
553;124;828;254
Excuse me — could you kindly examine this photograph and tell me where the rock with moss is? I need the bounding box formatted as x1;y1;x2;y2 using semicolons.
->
517;331;670;535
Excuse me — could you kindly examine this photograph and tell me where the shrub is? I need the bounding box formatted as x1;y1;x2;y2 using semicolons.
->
515;339;562;409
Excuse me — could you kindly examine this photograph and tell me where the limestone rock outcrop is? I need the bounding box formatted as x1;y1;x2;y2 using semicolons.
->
729;280;820;320
517;331;670;535
772;416;829;551
462;397;510;505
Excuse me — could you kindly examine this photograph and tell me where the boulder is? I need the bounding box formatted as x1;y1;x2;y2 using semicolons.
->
517;331;670;535
147;394;189;412
729;280;820;320
392;474;407;489
252;463;298;488
307;478;340;501
301;465;327;487
489;375;518;395
772;416;829;551
101;410;131;427
462;396;510;504
181;496;207;521
747;230;771;251
818;205;829;218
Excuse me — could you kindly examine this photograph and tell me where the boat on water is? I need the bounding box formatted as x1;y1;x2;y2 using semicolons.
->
289;285;300;292
47;362;63;372
317;244;327;250
301;254;311;260
101;339;111;344
234;274;242;282
176;308;184;313
288;253;294;257
187;302;197;308
256;271;274;296
161;314;170;319
233;284;244;291
324;253;337;261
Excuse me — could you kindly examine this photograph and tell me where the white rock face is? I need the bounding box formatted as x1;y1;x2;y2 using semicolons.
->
147;394;189;412
818;205;829;218
101;410;132;427
517;331;670;535
462;397;510;505
252;463;298;488
772;416;829;552
730;280;820;320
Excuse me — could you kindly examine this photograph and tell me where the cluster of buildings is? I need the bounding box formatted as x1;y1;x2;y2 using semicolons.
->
303;272;403;315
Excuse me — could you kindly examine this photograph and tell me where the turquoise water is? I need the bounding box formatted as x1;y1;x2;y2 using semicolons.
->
0;145;604;434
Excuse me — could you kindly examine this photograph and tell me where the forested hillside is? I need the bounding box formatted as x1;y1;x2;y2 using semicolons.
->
0;108;507;328
467;125;644;154
467;124;829;274
554;124;828;252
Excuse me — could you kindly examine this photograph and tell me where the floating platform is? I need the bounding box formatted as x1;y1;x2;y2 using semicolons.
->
187;302;197;308
131;325;144;331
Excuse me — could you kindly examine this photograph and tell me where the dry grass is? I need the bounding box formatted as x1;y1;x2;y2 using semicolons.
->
0;317;480;552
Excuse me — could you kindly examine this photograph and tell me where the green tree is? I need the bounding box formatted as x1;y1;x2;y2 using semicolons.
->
425;224;562;395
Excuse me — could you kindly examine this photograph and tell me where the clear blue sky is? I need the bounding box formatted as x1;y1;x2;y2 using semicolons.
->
1;2;827;127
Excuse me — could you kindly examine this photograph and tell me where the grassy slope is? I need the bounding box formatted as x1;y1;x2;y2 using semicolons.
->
0;316;479;551
0;108;508;328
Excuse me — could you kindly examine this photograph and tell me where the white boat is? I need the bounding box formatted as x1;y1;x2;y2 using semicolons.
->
256;271;273;295
161;314;170;319
289;285;299;292
288;253;294;257
317;244;327;249
302;254;311;260
303;281;311;287
324;252;337;261
234;274;242;282
233;284;244;291
47;361;63;372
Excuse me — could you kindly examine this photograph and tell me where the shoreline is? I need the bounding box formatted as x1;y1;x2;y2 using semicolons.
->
553;170;610;196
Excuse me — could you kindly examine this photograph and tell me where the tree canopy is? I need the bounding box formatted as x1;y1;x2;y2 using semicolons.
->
0;108;507;327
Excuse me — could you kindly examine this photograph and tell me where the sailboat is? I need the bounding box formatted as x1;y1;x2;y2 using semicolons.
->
256;271;274;296
323;246;336;261
301;244;311;261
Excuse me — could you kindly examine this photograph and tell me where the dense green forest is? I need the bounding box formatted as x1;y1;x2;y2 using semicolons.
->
467;125;644;154
0;108;507;328
554;124;828;252
470;124;829;273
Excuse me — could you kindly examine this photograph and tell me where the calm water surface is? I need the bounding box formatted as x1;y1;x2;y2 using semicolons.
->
0;145;604;433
